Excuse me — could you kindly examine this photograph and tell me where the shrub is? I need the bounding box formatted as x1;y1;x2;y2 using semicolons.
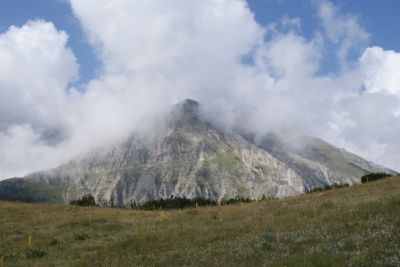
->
307;183;350;193
49;237;62;246
138;197;217;210
261;232;276;250
132;196;256;210
75;232;90;241
361;172;392;183
70;194;97;206
388;197;400;206
26;248;46;259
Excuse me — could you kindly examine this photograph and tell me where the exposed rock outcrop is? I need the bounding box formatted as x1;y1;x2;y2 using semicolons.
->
0;99;396;206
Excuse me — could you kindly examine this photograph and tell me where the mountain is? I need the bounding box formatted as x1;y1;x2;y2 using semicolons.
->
0;99;396;206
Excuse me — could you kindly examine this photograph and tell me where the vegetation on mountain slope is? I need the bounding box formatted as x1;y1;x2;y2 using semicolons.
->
361;172;393;183
0;176;399;266
0;178;63;203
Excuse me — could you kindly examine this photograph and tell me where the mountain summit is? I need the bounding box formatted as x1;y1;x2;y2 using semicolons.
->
170;99;202;127
0;99;396;205
174;98;200;113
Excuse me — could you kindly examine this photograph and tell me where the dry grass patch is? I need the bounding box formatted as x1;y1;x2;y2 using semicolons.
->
0;176;399;266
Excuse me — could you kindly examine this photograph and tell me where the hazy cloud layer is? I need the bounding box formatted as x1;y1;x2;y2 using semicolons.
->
0;0;399;179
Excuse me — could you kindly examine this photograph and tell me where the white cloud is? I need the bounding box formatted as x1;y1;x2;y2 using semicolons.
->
1;0;400;180
68;0;268;136
0;124;62;178
0;20;78;130
316;0;370;68
360;46;400;95
255;33;320;79
0;20;80;178
70;0;263;77
325;92;400;169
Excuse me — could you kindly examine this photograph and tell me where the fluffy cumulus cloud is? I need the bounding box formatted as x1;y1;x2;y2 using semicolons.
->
0;20;79;178
68;0;265;113
0;0;400;179
361;46;400;95
0;20;78;129
327;46;400;167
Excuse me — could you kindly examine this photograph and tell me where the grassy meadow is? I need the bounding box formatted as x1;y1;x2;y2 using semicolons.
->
1;176;399;266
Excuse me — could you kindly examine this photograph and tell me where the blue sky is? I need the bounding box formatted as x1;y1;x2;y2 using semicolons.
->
1;0;399;85
248;0;400;49
248;0;400;74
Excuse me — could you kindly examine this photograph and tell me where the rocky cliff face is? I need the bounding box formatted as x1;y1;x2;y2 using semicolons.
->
0;99;396;206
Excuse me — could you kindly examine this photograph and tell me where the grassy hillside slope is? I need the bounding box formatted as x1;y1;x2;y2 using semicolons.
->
0;178;64;203
1;176;399;266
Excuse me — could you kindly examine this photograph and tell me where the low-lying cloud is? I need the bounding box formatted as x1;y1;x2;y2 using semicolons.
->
0;0;399;179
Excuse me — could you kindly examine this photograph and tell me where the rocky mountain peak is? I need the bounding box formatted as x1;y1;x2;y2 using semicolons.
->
0;99;396;206
170;99;202;127
175;98;200;111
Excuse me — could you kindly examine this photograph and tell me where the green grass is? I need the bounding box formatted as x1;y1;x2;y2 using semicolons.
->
1;176;399;266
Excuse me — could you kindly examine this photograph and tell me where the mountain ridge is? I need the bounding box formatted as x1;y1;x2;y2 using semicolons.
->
0;99;396;205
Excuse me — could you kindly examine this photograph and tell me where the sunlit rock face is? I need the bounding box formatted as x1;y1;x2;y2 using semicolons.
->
0;99;396;206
